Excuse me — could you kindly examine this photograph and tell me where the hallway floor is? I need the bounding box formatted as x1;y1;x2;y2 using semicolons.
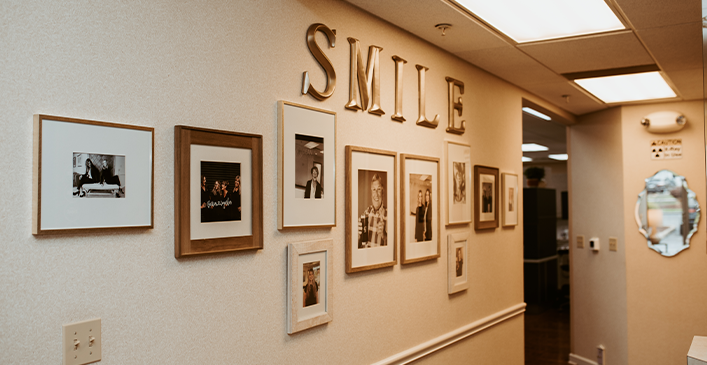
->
525;305;570;365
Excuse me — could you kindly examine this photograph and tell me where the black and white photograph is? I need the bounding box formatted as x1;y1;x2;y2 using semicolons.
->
72;153;125;198
482;182;493;213
409;174;433;242
448;232;469;294
294;134;324;199
357;170;388;249
453;162;466;204
456;247;464;277
502;173;519;227
475;165;499;230
302;261;320;308
445;142;471;226
200;161;242;223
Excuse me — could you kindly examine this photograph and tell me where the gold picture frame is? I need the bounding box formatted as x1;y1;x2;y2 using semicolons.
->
400;154;440;264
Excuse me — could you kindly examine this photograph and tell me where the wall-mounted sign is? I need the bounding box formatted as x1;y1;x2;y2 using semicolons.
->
650;139;682;160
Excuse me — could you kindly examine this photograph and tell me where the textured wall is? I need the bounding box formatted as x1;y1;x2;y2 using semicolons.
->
0;0;531;363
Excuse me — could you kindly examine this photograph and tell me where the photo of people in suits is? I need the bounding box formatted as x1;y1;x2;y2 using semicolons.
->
409;174;433;242
200;161;242;223
482;182;493;213
72;153;125;198
294;134;324;199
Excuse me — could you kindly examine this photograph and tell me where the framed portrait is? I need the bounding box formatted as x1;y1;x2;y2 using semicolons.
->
278;101;336;229
32;114;154;235
474;165;499;230
287;239;333;334
174;126;263;257
345;146;397;273
401;154;440;264
502;173;519;227
445;141;471;226
448;232;469;294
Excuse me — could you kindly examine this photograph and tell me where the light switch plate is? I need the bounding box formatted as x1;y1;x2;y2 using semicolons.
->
609;237;618;251
63;318;101;365
577;235;584;249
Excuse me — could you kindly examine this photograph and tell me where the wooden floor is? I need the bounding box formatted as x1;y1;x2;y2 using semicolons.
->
525;305;571;365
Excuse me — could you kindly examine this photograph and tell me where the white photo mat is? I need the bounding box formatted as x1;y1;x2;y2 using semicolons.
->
37;117;152;231
479;173;496;222
287;239;333;334
190;144;252;240
448;232;469;294
445;142;471;225
279;102;336;229
502;173;519;227
403;157;439;263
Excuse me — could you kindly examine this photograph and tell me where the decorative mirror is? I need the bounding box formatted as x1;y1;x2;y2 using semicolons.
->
635;170;700;257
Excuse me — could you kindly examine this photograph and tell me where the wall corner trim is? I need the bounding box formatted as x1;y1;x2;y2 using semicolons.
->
569;353;598;365
372;303;526;365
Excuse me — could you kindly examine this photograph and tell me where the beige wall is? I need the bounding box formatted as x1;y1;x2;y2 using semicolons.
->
0;0;537;363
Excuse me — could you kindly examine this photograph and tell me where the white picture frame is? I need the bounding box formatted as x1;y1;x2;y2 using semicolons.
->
448;232;469;294
287;239;334;334
502;173;519;227
445;141;471;226
32;114;153;234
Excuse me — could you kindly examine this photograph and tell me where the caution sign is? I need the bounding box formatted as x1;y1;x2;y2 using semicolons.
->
651;139;682;160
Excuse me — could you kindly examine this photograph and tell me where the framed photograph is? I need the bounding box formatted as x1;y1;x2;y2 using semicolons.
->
32;114;154;235
345;146;397;273
448;232;469;294
502;173;519;227
401;154;440;264
278;101;336;229
474;165;499;230
174;126;263;257
287;239;333;334
445;141;471;226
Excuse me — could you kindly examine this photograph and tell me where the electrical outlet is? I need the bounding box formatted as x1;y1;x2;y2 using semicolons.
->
576;235;584;249
597;345;605;365
63;318;101;365
609;237;618;251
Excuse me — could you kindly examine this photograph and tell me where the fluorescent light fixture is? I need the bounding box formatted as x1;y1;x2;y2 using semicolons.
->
522;156;533;162
522;143;549;152
522;107;551;121
304;142;319;149
574;72;677;103
453;0;624;43
549;154;568;161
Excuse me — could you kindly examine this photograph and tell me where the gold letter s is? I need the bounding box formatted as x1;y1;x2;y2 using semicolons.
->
302;24;336;100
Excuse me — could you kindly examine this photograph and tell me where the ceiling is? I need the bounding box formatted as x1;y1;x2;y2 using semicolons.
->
343;0;703;117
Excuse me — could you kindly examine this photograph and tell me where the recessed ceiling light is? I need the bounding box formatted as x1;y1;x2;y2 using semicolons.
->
573;72;677;103
522;156;533;162
452;0;624;43
304;142;319;149
522;143;549;152
549;154;568;161
522;107;551;121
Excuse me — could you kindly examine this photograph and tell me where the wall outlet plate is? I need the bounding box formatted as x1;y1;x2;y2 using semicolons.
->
609;237;618;251
576;235;584;249
63;318;101;365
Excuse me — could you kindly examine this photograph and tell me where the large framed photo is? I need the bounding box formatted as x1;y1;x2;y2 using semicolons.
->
287;239;333;334
345;146;397;273
502;173;519;227
174;126;263;257
278;101;336;229
401;154;440;264
474;165;499;230
445;141;471;226
32;114;154;234
448;232;469;294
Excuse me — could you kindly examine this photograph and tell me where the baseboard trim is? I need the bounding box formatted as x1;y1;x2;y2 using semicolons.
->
569;353;598;365
372;303;527;365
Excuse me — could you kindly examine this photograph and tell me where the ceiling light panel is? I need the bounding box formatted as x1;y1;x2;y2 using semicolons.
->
453;0;625;43
522;107;551;120
522;143;549;152
573;72;677;103
549;154;569;160
522;156;533;162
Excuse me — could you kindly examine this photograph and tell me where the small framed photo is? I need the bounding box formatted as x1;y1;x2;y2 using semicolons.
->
278;101;336;229
474;165;499;230
445;142;471;226
401;154;440;264
502;173;519;227
174;126;263;257
345;146;397;273
287;239;333;334
32;114;154;234
448;232;469;294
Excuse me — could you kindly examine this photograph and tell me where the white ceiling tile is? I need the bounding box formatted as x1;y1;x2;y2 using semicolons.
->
615;0;701;30
637;22;702;72
456;46;560;85
664;68;704;100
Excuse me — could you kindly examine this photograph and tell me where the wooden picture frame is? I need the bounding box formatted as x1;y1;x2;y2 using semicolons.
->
287;239;334;334
32;114;154;235
448;232;469;294
400;154;440;264
445;141;472;226
502;173;519;227
345;146;397;273
174;126;263;258
278;101;336;229
474;165;499;230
